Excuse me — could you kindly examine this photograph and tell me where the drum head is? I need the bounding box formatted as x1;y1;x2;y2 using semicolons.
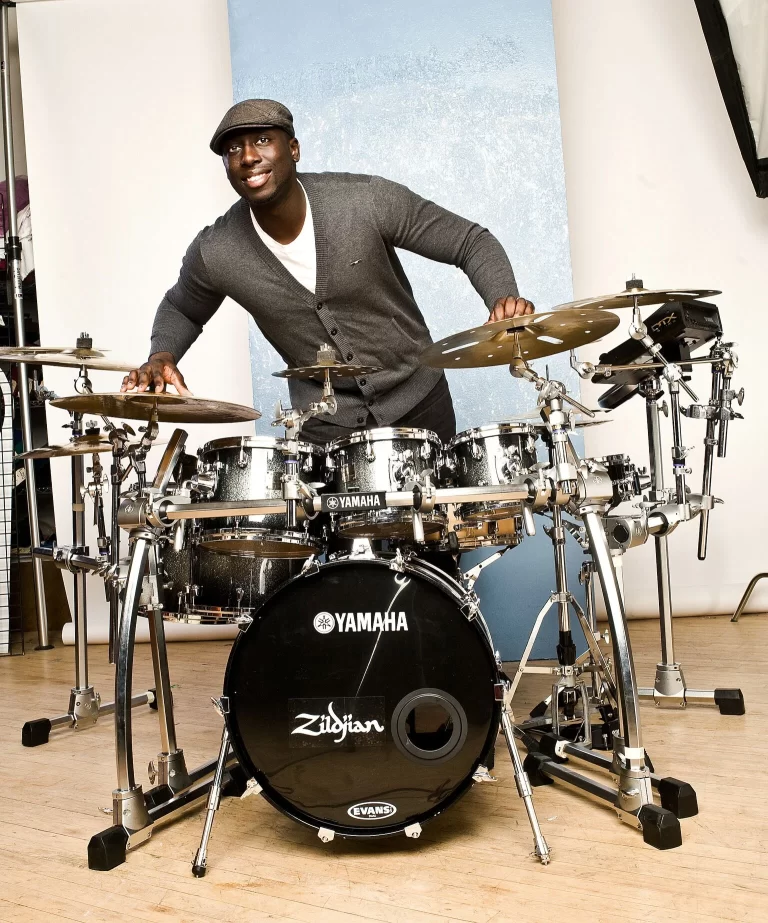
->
200;530;320;559
224;557;500;837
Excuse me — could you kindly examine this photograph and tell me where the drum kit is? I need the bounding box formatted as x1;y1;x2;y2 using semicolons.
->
3;277;747;877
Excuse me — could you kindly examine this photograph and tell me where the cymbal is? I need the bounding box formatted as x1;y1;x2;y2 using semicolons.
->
49;392;261;423
18;434;168;460
510;409;612;429
274;363;381;380
421;308;619;369
549;285;720;313
0;346;138;373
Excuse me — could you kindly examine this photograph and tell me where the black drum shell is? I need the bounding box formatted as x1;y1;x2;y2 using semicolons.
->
223;556;501;837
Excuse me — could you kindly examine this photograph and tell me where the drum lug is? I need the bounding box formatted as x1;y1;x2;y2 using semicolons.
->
301;554;320;576
460;592;481;621
365;434;376;462
241;778;263;800
234;613;253;631
237;438;249;469
389;548;407;573
318;827;335;843
404;823;422;839
211;696;229;717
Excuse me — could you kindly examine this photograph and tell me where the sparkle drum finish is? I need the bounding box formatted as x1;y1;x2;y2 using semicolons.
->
159;542;298;622
197;437;326;558
223;555;501;837
326;428;446;540
445;423;538;538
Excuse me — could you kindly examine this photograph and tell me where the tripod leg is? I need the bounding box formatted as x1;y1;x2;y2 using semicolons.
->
508;596;555;699
500;707;551;864
192;724;230;878
731;573;768;622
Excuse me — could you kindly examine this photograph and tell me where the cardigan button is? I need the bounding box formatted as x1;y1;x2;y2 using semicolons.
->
346;353;353;362
316;302;323;311
330;328;338;336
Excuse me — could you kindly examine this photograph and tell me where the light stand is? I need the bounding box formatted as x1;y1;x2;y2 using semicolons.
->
0;0;50;649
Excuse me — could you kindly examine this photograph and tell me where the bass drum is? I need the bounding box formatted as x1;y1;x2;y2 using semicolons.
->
223;556;501;837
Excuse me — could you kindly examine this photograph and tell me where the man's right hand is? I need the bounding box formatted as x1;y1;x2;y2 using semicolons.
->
120;352;192;395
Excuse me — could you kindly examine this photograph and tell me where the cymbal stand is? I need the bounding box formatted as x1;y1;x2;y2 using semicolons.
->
633;373;744;712
88;428;229;872
21;360;156;747
508;359;696;847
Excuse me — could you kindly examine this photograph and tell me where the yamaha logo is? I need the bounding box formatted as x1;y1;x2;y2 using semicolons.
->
314;611;408;633
313;612;335;633
326;496;340;510
347;801;397;820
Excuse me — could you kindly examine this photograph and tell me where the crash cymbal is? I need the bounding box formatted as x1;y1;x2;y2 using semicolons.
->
509;408;612;429
549;283;720;313
50;392;261;423
421;307;619;369
18;434;168;460
274;363;381;380
0;346;137;373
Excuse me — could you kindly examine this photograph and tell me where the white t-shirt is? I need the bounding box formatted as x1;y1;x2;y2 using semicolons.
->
250;182;316;293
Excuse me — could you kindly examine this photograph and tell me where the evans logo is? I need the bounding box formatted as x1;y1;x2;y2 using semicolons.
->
348;801;397;820
314;611;408;633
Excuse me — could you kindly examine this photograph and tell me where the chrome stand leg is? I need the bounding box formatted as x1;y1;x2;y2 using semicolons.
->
731;573;768;622
500;706;550;865
192;725;230;878
147;604;191;794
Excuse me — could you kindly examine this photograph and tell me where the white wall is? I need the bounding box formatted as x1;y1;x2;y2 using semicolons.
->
552;0;768;616
16;0;252;641
0;9;27;181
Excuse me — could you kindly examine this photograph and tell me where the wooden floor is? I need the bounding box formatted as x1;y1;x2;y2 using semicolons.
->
0;614;765;923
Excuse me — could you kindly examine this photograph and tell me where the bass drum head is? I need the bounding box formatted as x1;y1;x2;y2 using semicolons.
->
224;557;500;837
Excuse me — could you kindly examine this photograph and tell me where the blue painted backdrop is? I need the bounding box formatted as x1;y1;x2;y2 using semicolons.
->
227;0;586;658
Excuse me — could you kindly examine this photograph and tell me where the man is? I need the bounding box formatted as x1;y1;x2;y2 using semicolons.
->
122;99;534;445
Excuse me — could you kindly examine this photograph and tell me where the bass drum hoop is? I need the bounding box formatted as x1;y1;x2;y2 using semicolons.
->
222;555;500;838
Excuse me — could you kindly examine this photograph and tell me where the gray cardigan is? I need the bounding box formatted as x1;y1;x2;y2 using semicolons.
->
151;172;518;428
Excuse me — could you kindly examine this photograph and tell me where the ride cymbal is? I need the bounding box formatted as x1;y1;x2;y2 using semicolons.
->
50;392;261;424
421;308;619;369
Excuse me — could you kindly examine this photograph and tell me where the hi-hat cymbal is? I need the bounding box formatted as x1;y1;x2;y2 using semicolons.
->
50;392;261;423
421;308;619;369
549;285;720;313
274;363;381;380
18;434;168;460
0;346;137;373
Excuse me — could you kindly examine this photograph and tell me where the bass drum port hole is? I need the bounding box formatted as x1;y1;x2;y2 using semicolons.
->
391;688;468;764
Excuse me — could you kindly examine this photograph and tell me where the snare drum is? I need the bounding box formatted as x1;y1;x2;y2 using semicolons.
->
446;423;538;528
197;437;326;559
326;427;446;540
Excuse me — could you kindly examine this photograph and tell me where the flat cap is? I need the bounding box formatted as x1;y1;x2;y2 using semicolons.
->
210;99;295;154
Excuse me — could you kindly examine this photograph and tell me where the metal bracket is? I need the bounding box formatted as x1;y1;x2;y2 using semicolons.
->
318;827;335;843
404;823;422;839
241;778;263;799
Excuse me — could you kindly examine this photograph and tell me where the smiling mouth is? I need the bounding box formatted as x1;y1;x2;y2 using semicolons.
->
243;171;272;189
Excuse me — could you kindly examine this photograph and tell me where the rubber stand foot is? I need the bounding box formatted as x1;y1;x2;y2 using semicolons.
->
536;732;568;763
222;764;249;798
192;863;206;878
523;752;555;787
21;718;52;747
529;700;549;720
148;688;158;711
144;784;174;810
658;777;699;819
714;688;745;715
638;804;683;850
87;825;129;870
34;644;55;651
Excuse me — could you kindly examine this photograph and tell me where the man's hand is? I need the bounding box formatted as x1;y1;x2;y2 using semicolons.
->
120;352;192;395
487;296;536;323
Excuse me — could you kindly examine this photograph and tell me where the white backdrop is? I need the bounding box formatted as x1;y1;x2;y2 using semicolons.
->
552;0;768;617
16;0;252;641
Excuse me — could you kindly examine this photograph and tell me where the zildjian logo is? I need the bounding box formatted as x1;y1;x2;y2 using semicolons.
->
291;702;385;743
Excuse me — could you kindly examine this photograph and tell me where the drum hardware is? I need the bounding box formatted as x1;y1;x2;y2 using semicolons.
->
20;363;159;748
731;572;768;621
569;280;746;715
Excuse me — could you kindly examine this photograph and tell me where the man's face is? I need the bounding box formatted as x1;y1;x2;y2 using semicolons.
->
222;128;300;206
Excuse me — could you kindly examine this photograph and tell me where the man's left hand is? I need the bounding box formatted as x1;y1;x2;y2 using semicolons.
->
487;296;535;322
